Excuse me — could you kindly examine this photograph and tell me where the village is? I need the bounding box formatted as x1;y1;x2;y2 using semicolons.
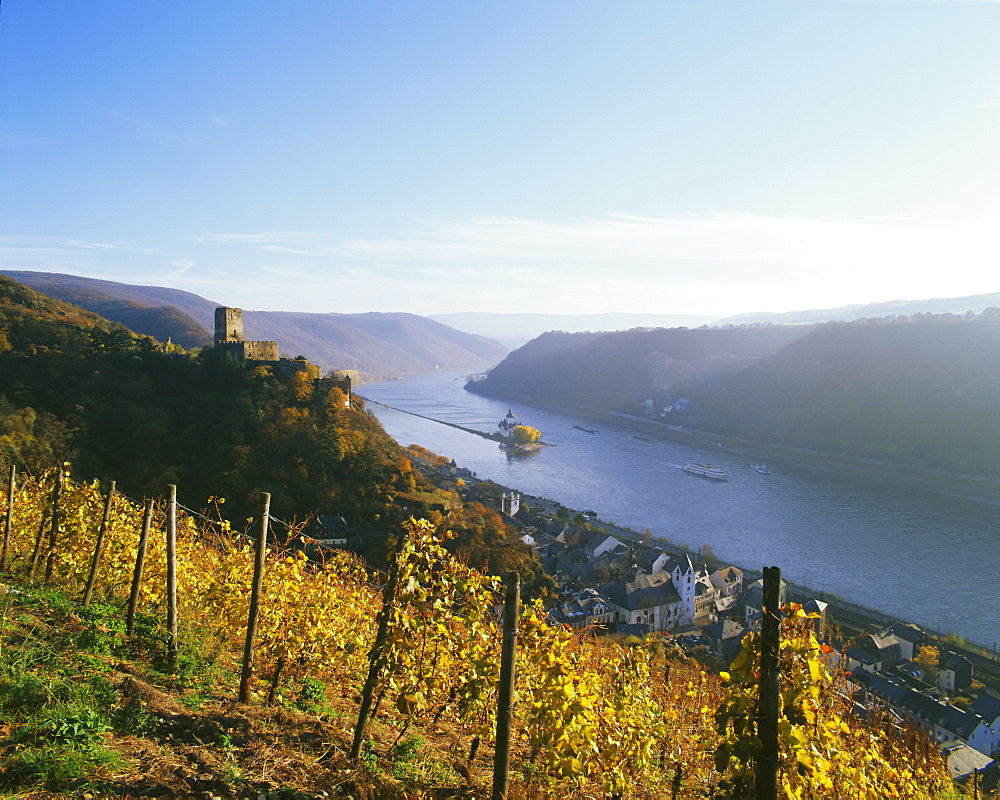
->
397;407;1000;790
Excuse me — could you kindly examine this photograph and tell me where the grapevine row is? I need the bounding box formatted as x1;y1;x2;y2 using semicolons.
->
0;466;954;798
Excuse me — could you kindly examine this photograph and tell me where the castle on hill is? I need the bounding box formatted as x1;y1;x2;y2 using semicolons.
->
214;307;351;404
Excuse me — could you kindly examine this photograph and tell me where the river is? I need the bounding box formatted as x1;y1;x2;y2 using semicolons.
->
358;370;999;650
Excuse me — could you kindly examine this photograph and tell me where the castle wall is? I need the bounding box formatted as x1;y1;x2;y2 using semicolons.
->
216;340;279;361
241;340;279;360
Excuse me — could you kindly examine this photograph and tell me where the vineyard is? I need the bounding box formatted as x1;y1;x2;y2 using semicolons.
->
0;467;961;798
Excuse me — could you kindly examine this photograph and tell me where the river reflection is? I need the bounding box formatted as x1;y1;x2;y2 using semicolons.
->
359;370;1000;649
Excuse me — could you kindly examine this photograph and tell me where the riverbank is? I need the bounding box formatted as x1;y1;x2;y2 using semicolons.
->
438;458;1000;688
465;382;1000;507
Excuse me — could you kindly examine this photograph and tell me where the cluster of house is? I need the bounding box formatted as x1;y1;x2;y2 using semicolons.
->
513;513;801;663
846;625;1000;783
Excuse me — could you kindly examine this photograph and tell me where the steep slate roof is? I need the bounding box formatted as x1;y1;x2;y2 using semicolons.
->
849;668;980;728
893;660;929;685
703;618;746;643
971;690;1000;725
713;566;742;582
886;621;924;644
743;577;788;608
849;668;910;706
937;705;983;740
802;598;828;616
668;552;696;575
856;631;902;657
605;571;681;612
581;529;620;552
941;741;996;782
845;646;880;666
634;547;667;573
939;651;971;671
549;587;613;627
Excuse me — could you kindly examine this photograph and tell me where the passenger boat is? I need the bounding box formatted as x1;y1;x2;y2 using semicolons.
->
682;463;727;480
751;464;771;475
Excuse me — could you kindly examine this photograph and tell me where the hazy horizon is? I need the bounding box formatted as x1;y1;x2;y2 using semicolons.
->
2;3;999;317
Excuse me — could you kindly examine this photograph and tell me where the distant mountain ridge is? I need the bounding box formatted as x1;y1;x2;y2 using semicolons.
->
429;311;719;349
715;291;1000;326
1;271;506;378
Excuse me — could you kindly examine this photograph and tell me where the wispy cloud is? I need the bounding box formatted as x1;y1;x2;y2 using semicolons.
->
6;212;999;316
63;239;129;250
165;259;195;279
190;212;1000;314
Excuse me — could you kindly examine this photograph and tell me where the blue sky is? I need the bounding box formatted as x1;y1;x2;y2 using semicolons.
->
2;1;999;316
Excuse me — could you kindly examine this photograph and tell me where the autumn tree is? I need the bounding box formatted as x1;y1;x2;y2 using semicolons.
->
915;645;940;681
510;424;541;445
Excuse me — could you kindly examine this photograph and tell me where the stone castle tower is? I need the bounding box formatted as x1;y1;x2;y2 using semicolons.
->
213;307;279;361
211;306;352;405
215;307;245;344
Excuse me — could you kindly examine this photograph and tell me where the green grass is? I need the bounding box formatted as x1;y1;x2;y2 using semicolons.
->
3;741;125;793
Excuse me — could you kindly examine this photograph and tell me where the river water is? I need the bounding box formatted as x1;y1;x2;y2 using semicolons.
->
359;370;999;650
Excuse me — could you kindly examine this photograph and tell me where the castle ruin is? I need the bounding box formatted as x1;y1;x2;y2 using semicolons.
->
212;307;352;405
214;307;279;361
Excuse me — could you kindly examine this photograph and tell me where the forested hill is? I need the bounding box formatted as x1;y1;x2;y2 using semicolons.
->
0;273;413;524
687;312;1000;477
1;270;507;378
3;283;212;349
0;275;552;595
472;325;811;409
475;312;1000;479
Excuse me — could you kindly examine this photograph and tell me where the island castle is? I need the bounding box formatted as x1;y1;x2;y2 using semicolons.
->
213;307;352;404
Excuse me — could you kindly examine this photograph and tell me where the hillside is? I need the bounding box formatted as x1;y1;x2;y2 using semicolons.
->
475;311;1000;480
1;271;507;378
687;313;1000;477
472;325;811;411
0;481;952;798
0;273;414;523
0;273;547;590
2;283;211;349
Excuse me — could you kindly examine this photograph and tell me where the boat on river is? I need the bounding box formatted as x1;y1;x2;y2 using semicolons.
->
751;464;771;475
573;425;598;434
682;463;728;481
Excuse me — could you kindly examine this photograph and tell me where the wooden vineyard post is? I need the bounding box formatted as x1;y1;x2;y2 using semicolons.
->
239;492;270;703
166;485;179;670
350;549;403;760
126;498;154;635
82;480;116;606
492;571;520;800
43;465;66;582
28;506;50;578
756;565;781;800
1;464;14;571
